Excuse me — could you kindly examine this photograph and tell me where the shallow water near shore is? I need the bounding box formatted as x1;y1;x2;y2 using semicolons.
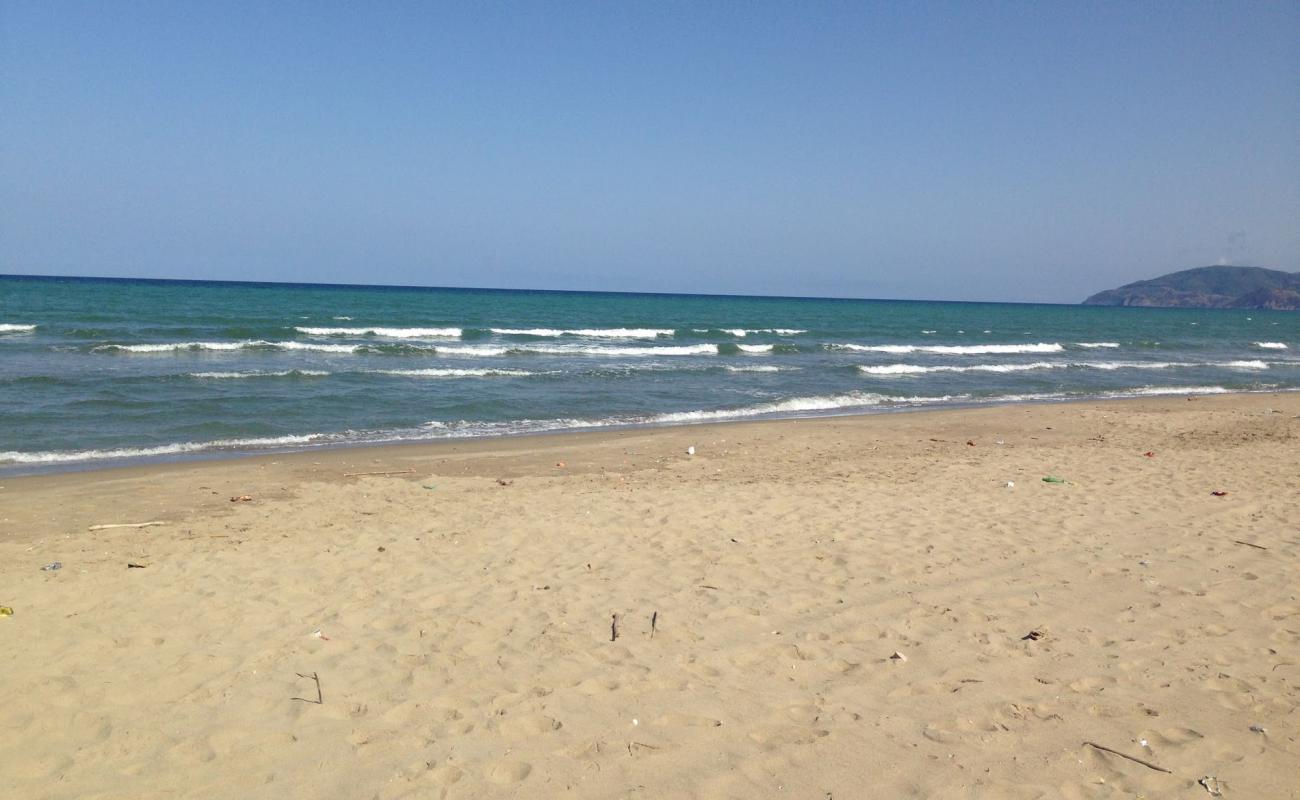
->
2;274;1296;472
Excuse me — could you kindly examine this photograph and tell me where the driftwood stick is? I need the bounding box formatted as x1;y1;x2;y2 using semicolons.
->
1083;741;1172;773
292;671;323;704
343;469;415;477
610;614;619;642
1233;539;1268;550
88;521;166;531
650;611;658;639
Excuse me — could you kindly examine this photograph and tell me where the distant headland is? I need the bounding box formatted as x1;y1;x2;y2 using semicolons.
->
1083;266;1300;310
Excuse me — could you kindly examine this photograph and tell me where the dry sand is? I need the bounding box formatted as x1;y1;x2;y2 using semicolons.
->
1;393;1297;799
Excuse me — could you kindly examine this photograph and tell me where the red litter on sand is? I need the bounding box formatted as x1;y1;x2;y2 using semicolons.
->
1211;491;1229;497
1143;451;1155;457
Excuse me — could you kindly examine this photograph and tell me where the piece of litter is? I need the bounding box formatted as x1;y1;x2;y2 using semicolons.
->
40;562;62;571
1139;560;1150;567
632;718;639;726
1021;630;1044;641
230;495;253;502
1143;451;1155;458
556;461;566;468
1211;491;1228;497
495;479;513;486
1198;776;1224;796
1139;738;1148;747
890;651;907;662
1249;724;1266;733
1042;476;1067;484
421;485;436;490
311;629;331;641
1005;481;1015;488
0;606;13;617
966;440;975;447
126;563;148;569
686;446;695;456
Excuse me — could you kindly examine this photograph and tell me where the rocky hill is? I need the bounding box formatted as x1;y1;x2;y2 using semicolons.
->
1083;266;1300;309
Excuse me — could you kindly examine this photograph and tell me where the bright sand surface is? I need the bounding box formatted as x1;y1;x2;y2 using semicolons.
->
1;394;1297;799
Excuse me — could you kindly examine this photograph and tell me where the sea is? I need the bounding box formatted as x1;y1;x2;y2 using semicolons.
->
2;274;1296;474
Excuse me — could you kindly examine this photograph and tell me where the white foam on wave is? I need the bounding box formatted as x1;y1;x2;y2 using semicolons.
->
0;323;37;333
719;328;807;337
332;316;353;320
1076;342;1120;348
371;368;534;378
189;370;330;379
473;343;720;357
296;326;462;338
96;341;364;354
830;342;1064;355
0;434;326;465
490;327;672;339
1255;342;1288;349
737;344;774;354
724;365;785;373
860;359;1273;376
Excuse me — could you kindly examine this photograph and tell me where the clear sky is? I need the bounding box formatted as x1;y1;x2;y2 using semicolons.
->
2;2;1297;303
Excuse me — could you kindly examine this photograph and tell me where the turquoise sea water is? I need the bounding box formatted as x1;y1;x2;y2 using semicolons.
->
2;275;1296;474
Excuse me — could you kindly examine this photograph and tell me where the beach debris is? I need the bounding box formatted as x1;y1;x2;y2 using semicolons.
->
610;614;620;642
230;495;253;502
1198;776;1224;796
40;562;62;571
292;671;323;704
377;546;386;552
1042;476;1067;484
1233;539;1268;550
1211;490;1228;497
556;461;566;468
1139;559;1151;567
496;478;513;486
421;484;436;490
1005;481;1015;488
698;584;719;590
686;445;695;455
889;651;907;662
342;468;414;478
87;521;165;531
966;440;975;447
1021;630;1045;641
650;611;658;638
1143;451;1155;457
1082;741;1172;773
1249;724;1266;734
126;562;148;569
0;607;13;617
311;628;330;641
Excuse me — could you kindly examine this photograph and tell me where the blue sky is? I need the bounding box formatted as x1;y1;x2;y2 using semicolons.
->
2;2;1296;302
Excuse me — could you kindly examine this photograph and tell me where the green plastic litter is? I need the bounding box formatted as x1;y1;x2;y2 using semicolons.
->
1042;476;1067;484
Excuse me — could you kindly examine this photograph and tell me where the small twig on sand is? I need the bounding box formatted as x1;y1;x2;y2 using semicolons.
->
698;584;719;590
610;614;619;642
1083;741;1172;773
627;741;659;755
650;611;658;639
292;671;323;704
1233;539;1268;550
343;469;415;478
88;521;166;531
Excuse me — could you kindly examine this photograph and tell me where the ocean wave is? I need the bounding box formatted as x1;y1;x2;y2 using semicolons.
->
859;359;1271;376
1076;342;1120;348
370;368;535;378
489;327;673;339
724;365;786;373
296;326;462;338
94;341;366;353
736;344;774;354
189;370;331;379
0;434;328;465
715;328;807;337
829;342;1064;355
1255;342;1289;349
0;323;37;333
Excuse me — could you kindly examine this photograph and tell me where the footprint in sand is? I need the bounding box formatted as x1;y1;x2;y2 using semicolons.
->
495;714;562;737
484;760;532;784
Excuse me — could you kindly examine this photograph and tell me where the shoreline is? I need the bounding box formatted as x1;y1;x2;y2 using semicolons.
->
3;391;1297;797
3;385;1293;479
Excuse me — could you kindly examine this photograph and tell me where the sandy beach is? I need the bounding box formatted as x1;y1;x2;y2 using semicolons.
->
1;393;1297;799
